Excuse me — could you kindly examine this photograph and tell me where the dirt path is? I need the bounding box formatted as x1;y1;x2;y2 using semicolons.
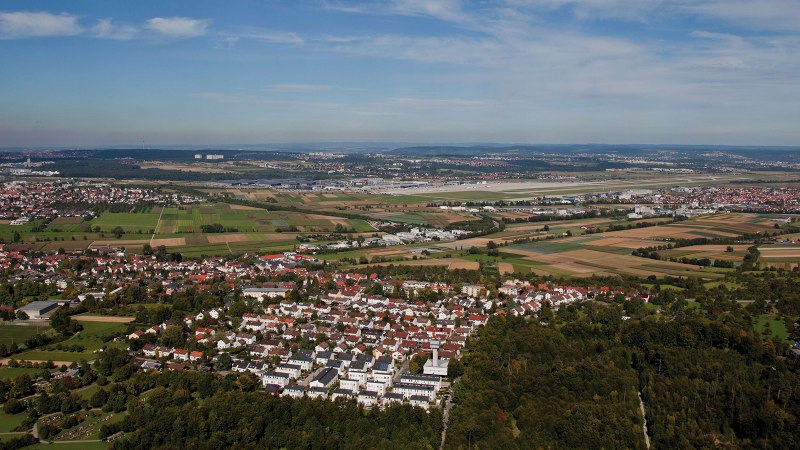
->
150;205;166;245
73;315;134;323
638;391;651;449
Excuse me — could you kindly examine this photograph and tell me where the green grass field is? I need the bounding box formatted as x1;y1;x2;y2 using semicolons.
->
0;410;27;433
0;323;53;348
14;321;128;363
0;367;51;380
753;315;790;341
89;208;161;233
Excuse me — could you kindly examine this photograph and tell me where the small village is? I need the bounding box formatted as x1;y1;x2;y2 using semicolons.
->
0;242;638;412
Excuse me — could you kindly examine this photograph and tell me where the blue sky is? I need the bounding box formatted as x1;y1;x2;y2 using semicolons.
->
1;0;799;147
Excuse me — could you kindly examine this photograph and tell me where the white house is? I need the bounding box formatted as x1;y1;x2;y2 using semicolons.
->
339;378;360;392
393;383;436;401
282;384;305;399
366;381;387;395
262;371;290;388
310;367;338;389
275;363;302;379
410;395;431;410
357;390;379;408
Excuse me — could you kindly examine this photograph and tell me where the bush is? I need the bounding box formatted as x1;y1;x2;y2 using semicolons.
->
3;398;25;414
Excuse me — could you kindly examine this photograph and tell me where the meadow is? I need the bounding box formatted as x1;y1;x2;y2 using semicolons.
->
0;322;52;348
13;319;129;364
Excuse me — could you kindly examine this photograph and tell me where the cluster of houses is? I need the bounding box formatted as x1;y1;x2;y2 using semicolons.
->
592;187;800;214
0;180;201;220
0;248;319;301
2;232;646;412
118;271;639;411
299;227;469;252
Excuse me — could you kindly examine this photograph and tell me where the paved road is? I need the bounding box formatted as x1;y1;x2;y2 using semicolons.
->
393;359;409;384
440;377;460;450
299;367;324;387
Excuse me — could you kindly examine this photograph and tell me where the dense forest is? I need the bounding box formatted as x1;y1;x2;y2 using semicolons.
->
445;301;799;449
112;392;442;450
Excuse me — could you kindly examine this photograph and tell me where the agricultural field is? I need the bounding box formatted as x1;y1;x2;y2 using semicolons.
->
659;244;750;261
757;244;800;270
1;202;374;257
89;208;162;233
155;203;371;234
430;214;776;279
314;212;781;279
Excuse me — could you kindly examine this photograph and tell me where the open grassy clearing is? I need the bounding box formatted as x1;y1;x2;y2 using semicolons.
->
0;323;53;347
0;366;52;380
753;315;790;341
13;320;128;363
0;410;26;433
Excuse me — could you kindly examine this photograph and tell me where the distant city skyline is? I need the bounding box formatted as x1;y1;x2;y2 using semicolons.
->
1;0;799;147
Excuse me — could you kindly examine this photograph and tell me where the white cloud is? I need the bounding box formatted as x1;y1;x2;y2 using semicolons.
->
92;18;137;40
243;31;304;45
0;11;82;39
146;17;210;38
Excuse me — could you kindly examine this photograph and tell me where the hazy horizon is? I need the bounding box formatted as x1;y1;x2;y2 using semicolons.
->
2;0;800;147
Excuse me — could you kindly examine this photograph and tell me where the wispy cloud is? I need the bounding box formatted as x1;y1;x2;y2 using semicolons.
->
242;31;304;45
91;18;137;40
145;17;210;38
267;84;332;92
388;97;489;107
0;11;82;39
689;0;800;31
324;0;471;24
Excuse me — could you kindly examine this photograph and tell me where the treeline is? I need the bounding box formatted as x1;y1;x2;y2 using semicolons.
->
200;223;237;233
500;208;637;225
356;265;483;285
112;391;442;449
632;247;736;268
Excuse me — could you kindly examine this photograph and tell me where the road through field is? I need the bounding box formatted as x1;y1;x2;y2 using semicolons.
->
150;205;166;246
